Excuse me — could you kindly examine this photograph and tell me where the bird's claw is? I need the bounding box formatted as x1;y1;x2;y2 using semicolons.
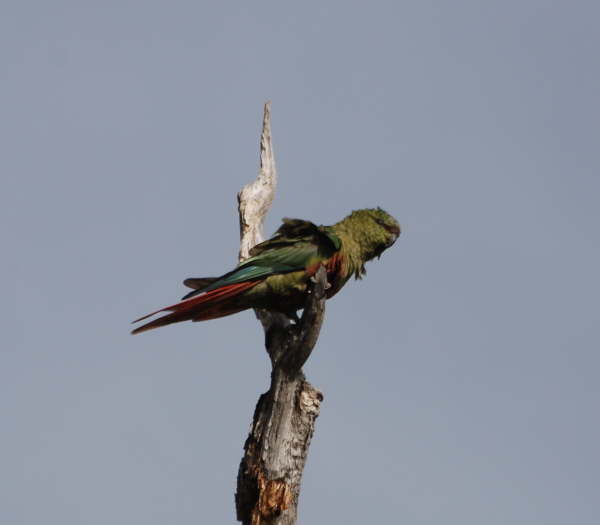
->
310;275;331;289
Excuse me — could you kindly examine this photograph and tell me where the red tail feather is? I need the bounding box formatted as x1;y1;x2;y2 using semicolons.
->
131;281;259;334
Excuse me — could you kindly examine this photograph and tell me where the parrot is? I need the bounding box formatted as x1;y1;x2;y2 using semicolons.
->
131;208;400;334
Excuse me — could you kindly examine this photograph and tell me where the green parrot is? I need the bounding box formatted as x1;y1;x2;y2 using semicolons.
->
131;208;400;334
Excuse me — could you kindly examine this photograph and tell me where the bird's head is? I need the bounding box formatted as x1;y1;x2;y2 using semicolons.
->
362;207;400;259
343;207;401;262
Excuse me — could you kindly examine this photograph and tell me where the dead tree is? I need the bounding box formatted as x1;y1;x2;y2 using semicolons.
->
234;103;327;525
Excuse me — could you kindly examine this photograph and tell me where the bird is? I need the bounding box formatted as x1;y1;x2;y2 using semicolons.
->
131;208;400;334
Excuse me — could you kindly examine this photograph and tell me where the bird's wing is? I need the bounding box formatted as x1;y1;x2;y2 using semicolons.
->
249;218;341;255
132;219;343;333
182;219;341;300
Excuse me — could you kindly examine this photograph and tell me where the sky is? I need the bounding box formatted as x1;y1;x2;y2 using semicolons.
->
2;1;599;523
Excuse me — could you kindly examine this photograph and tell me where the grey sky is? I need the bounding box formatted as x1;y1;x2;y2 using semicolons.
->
2;1;599;523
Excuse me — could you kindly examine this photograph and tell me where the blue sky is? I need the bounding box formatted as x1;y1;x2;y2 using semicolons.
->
2;2;599;523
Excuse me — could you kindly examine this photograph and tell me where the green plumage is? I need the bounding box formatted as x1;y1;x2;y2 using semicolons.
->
132;208;400;334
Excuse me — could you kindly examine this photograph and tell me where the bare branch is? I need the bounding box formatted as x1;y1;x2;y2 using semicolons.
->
273;266;328;373
234;104;326;525
238;101;277;262
237;102;288;335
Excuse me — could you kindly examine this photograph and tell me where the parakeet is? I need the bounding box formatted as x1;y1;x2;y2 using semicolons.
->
131;208;400;334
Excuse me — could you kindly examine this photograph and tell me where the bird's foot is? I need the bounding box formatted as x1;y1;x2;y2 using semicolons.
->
287;310;301;324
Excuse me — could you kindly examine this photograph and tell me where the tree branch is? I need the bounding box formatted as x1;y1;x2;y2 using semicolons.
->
234;103;326;525
237;102;277;262
274;267;328;373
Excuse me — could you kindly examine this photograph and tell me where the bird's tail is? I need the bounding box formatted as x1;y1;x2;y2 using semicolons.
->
131;281;259;334
181;277;219;299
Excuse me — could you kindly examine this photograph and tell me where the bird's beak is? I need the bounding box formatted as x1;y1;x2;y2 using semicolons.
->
384;223;400;242
386;228;400;247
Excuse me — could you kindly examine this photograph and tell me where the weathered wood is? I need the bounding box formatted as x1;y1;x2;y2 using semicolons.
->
235;104;326;525
237;102;288;334
238;102;277;263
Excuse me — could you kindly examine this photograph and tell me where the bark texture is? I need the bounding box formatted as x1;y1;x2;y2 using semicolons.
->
235;103;326;525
